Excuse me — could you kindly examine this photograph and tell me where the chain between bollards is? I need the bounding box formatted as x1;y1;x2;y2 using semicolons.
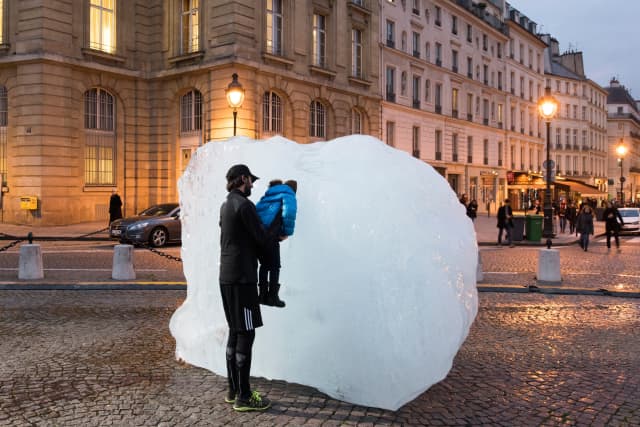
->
139;243;183;263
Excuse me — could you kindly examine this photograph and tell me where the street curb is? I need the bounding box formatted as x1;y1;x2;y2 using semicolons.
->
0;282;187;291
477;232;607;247
477;284;640;298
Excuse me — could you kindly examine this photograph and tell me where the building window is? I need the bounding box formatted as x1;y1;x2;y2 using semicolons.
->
309;100;326;138
266;0;283;55
412;32;420;57
412;126;420;157
467;136;473;163
483;139;488;165
452;133;459;162
412;75;421;108
352;29;362;78
401;31;407;52
451;88;458;116
180;0;199;54
180;89;202;134
263;91;282;134
412;0;420;15
401;71;407;96
434;6;441;26
352;109;362;134
386;66;395;102
89;0;116;54
556;127;561;146
451;15;458;35
0;0;5;44
498;141;503;166
435;83;442;113
425;42;430;61
386;20;395;47
435;129;442;160
482;34;487;51
386;121;395;147
435;42;442;66
0;86;6;185
84;88;115;185
451;50;458;72
312;14;326;67
425;79;430;102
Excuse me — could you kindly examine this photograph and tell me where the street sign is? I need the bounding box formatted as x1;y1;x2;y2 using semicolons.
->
542;159;555;170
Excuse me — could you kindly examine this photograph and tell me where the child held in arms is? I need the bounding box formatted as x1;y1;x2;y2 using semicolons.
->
255;179;298;308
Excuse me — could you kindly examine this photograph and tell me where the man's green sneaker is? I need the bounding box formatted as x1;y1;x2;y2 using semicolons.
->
232;391;271;412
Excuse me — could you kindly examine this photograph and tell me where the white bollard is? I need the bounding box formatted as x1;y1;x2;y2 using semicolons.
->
112;244;136;280
537;248;561;284
476;251;483;282
18;244;44;280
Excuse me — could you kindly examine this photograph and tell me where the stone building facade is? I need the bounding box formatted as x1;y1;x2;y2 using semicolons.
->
605;78;640;203
0;0;381;225
380;0;546;212
540;35;608;203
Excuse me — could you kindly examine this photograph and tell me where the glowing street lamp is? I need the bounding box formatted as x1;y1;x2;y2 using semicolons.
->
225;73;245;136
616;141;627;204
538;87;558;239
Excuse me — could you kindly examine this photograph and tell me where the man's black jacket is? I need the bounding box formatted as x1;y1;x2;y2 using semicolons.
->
219;189;267;284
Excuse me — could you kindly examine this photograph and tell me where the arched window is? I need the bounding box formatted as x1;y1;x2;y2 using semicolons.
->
263;91;282;134
0;86;7;185
309;100;326;138
180;89;202;134
84;88;115;185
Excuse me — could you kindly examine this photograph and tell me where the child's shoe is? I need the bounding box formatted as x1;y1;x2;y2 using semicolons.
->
266;284;286;308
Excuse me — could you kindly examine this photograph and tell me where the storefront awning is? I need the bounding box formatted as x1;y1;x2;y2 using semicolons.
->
556;180;606;196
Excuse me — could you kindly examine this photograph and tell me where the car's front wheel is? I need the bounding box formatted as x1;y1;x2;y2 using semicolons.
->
149;227;168;247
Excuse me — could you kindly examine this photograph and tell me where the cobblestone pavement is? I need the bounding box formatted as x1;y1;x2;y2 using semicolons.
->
1;291;638;426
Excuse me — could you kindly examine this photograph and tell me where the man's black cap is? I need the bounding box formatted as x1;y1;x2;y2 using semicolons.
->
226;164;259;182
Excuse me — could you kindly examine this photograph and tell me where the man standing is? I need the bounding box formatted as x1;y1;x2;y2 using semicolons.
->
497;198;514;247
219;164;271;412
108;188;123;224
602;201;624;252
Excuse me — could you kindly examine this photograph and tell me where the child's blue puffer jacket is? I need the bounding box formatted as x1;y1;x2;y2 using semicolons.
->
255;184;297;236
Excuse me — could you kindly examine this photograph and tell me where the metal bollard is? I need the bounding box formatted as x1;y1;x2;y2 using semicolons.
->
112;244;136;280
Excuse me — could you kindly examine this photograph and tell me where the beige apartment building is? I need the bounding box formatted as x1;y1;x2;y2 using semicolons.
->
0;0;381;225
381;0;546;212
606;78;640;203
539;35;608;205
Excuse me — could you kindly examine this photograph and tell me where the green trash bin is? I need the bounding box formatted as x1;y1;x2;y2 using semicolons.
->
526;215;544;241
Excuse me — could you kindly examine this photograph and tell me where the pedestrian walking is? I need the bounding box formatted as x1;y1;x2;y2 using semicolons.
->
459;193;468;207
576;204;594;251
255;178;298;308
566;202;577;235
108;188;123;224
602;201;624;252
497;199;514;247
558;202;567;233
219;164;271;412
466;199;478;222
486;199;492;217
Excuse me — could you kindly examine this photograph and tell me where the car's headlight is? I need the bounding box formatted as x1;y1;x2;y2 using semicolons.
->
128;222;149;231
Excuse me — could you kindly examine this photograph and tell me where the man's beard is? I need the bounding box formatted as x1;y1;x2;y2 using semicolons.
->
243;187;252;197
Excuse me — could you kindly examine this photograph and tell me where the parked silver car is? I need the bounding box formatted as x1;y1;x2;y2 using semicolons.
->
109;203;181;247
618;207;640;233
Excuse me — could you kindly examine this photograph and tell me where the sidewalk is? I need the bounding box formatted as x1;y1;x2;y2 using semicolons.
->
473;213;605;246
1;221;109;240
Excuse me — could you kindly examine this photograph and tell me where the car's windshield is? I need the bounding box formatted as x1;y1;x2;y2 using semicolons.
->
139;204;178;216
619;209;639;218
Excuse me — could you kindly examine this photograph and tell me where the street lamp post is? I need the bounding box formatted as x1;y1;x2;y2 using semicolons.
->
616;142;627;205
538;87;559;239
225;73;245;136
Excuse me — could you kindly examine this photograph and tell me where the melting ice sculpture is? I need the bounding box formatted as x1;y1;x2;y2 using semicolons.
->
169;135;478;410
